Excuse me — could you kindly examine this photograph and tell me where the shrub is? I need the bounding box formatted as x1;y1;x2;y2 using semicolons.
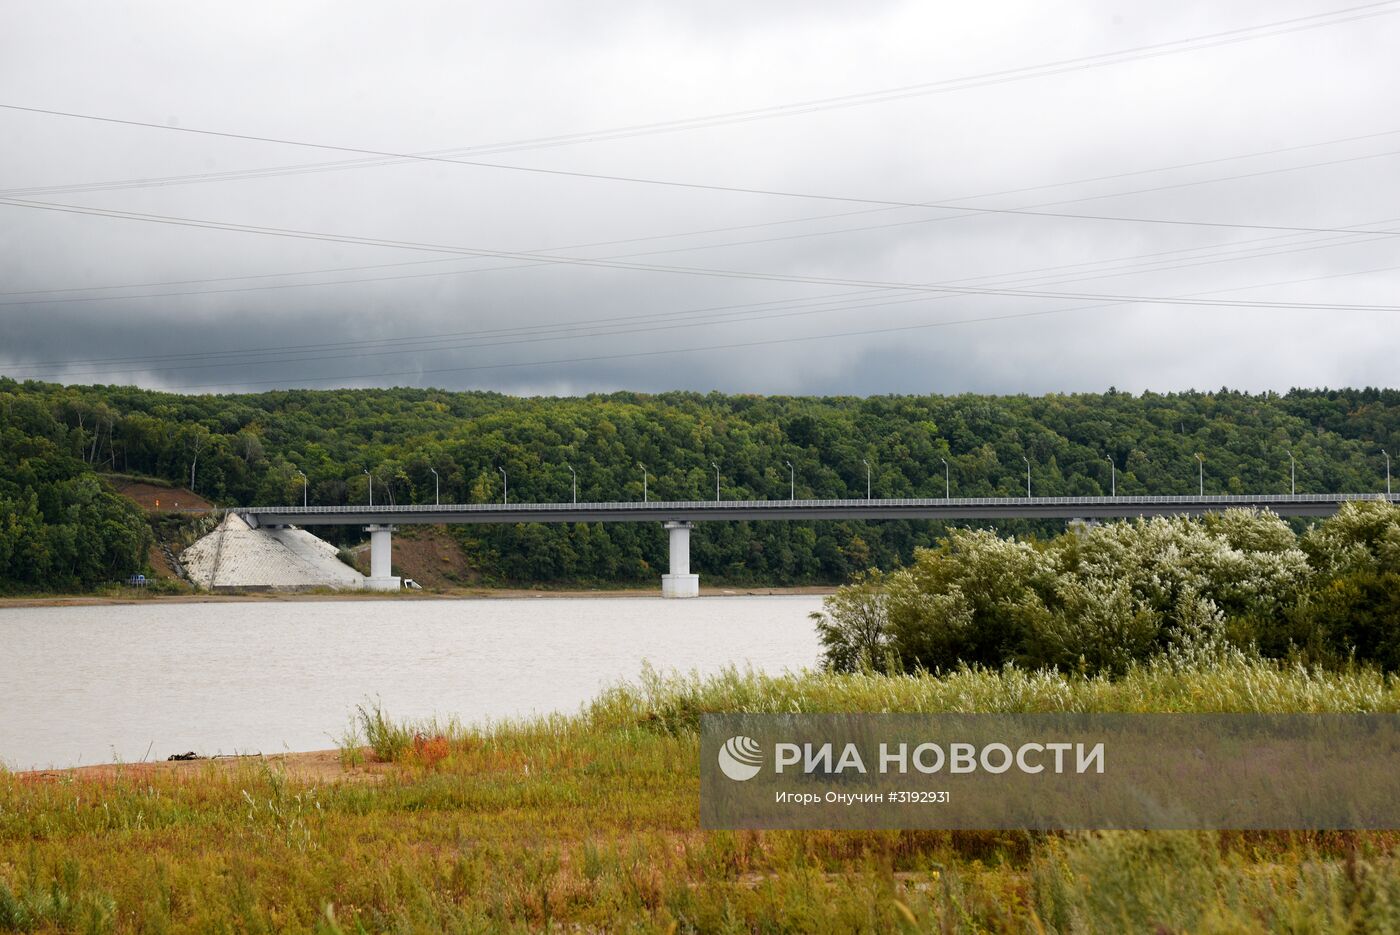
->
810;569;892;672
817;503;1400;676
1029;577;1162;675
884;528;1055;671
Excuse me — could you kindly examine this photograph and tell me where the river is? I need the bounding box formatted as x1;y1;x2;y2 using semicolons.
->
0;596;823;770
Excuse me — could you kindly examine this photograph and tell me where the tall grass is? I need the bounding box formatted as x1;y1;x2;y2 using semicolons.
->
351;699;414;762
9;663;1400;932
0;858;115;934
584;656;1400;736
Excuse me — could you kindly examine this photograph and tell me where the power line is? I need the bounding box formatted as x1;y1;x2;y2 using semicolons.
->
6;127;1399;305
5;125;1394;324
2;1;1395;197
6;119;1400;241
10;201;1398;378
25;249;1400;383
2;4;1392;391
144;260;1400;393
5;134;1394;324
6;197;1400;383
6;194;1400;301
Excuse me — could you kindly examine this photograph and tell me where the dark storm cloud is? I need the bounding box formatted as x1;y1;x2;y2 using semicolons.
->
2;0;1398;396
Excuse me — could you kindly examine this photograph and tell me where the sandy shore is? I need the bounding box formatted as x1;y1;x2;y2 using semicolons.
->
0;584;834;609
14;748;383;784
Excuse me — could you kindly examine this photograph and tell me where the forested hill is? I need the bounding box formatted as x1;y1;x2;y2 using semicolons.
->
2;380;1398;590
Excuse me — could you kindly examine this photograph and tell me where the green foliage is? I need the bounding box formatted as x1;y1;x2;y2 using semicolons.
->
1032;831;1400;933
820;502;1400;674
0;856;115;933
585;657;1400;738
2;380;1398;588
886;528;1054;670
353;700;414;763
811;569;893;672
1196;502;1400;672
0;394;151;591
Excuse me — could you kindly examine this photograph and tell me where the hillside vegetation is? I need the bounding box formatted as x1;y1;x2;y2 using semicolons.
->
2;380;1397;590
0;395;151;591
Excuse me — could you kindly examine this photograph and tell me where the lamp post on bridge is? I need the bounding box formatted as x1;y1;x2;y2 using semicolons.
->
565;463;576;504
498;467;508;505
1286;450;1295;496
785;461;794;501
1196;453;1204;496
363;469;372;507
296;469;307;507
1022;455;1031;497
1384;450;1391;496
941;457;950;499
429;467;440;506
640;464;648;502
1105;456;1115;497
711;462;720;501
862;459;871;500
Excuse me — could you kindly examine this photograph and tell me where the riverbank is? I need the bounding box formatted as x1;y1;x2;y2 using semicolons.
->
0;583;835;609
5;663;1400;932
16;748;379;785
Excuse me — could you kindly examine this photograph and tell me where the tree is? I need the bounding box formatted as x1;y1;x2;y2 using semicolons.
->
811;570;892;672
182;424;211;492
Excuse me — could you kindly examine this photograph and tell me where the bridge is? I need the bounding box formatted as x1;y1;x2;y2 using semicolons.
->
238;492;1396;595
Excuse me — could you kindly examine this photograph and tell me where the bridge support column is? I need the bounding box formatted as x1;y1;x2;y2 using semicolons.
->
364;524;401;592
661;521;699;598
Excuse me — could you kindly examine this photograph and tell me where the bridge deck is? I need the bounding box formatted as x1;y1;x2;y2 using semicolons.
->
238;493;1396;527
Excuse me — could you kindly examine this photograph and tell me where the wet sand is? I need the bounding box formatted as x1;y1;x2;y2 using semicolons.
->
0;584;835;609
13;748;383;784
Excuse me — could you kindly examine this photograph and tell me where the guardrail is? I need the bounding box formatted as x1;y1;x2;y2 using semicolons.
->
236;493;1396;526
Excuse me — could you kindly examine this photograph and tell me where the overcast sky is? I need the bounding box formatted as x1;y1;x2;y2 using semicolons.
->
2;1;1398;397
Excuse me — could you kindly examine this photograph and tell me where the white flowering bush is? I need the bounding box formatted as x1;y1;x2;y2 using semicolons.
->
1030;577;1162;675
1057;512;1309;623
883;528;1056;670
817;503;1400;675
1301;500;1400;576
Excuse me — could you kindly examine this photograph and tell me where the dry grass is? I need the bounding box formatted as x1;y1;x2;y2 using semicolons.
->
4;659;1400;932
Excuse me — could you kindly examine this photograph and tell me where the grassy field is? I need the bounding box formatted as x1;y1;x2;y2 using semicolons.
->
5;659;1400;933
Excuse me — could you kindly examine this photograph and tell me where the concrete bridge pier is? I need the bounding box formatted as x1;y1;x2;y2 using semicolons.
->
661;521;699;598
364;524;401;591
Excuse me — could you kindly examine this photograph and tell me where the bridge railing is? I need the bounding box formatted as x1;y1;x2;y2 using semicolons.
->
240;492;1396;515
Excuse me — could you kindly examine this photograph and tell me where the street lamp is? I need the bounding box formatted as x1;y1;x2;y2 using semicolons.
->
1195;453;1204;496
296;469;307;507
429;467;440;506
785;461;794;501
711;461;720;501
1286;450;1295;496
565;463;576;504
1384;449;1391;497
640;464;648;502
940;457;950;499
862;459;871;500
1022;455;1031;497
1105;456;1115;497
363;469;372;507
498;466;508;505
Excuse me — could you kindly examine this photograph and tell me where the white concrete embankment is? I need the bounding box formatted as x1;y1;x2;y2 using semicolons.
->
181;514;366;590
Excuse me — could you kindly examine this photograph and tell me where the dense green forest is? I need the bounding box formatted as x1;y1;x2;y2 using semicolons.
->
1;379;1397;590
0;393;152;590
